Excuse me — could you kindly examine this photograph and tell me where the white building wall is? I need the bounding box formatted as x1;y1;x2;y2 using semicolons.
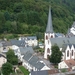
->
41;65;50;70
27;39;38;46
0;57;7;68
65;46;71;60
58;61;68;69
72;66;75;70
71;45;74;59
44;33;51;59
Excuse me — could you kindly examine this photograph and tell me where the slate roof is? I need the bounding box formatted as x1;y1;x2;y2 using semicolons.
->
64;59;75;68
2;41;12;47
28;56;45;70
62;44;75;52
27;36;37;40
19;36;37;40
0;54;6;58
10;39;26;47
31;70;48;75
46;7;53;33
23;52;45;70
30;69;59;75
50;36;75;48
0;43;3;47
23;52;32;61
55;33;64;37
20;46;34;54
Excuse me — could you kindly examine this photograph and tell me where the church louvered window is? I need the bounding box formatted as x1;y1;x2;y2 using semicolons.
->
51;35;53;38
47;48;50;53
72;50;73;56
46;35;48;40
67;50;69;57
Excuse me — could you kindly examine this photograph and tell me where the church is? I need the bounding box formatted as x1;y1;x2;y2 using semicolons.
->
44;7;75;60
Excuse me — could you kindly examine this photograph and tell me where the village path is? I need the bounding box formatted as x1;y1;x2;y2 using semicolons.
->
36;53;54;69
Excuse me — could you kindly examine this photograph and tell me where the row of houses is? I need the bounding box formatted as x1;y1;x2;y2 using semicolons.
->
14;46;50;72
0;36;50;72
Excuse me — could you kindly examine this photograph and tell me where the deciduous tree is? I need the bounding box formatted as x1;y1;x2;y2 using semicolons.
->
2;62;13;75
50;45;62;64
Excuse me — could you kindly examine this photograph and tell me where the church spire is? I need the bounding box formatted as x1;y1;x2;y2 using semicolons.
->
46;6;53;33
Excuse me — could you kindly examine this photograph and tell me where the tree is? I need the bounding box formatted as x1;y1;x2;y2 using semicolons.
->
6;49;18;65
50;44;62;64
2;62;13;75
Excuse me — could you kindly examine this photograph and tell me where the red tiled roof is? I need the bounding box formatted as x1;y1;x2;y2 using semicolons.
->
64;59;75;68
48;69;59;74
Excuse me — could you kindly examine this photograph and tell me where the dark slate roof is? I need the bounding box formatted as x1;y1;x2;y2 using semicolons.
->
50;36;75;48
55;33;64;37
31;70;48;75
0;43;3;47
23;52;45;70
62;44;72;52
28;56;45;70
34;61;45;70
46;7;53;33
20;46;34;54
73;44;75;48
28;56;38;66
19;36;37;40
27;36;37;40
0;54;6;58
23;52;32;61
2;41;12;47
10;39;26;47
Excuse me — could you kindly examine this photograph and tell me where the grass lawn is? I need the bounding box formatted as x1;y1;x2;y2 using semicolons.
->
19;66;29;75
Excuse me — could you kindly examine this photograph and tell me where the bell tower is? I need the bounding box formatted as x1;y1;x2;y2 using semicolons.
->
44;7;55;59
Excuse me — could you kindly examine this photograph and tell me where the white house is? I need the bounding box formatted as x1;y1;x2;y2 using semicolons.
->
44;7;75;60
0;54;7;68
19;36;38;47
58;59;75;71
22;52;50;72
13;46;50;72
70;22;75;35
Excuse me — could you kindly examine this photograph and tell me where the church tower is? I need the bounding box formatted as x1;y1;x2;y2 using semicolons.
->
44;7;55;59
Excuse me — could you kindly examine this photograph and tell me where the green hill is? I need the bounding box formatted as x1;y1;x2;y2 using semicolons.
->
0;0;75;34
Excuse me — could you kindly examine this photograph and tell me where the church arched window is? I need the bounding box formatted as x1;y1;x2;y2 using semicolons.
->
46;35;48;40
72;50;73;56
67;50;69;57
47;48;50;53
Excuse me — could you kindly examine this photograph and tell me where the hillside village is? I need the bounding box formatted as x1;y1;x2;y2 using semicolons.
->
1;7;75;75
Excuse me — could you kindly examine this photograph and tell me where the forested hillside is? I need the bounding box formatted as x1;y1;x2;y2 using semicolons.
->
0;0;75;34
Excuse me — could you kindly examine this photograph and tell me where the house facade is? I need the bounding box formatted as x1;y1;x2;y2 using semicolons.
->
58;59;75;71
13;46;50;72
19;36;38;47
0;54;7;68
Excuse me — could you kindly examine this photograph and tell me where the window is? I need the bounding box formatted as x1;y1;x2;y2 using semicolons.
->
67;50;69;57
48;40;49;44
46;35;48;40
51;35;53;38
47;48;50;53
72;50;73;56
